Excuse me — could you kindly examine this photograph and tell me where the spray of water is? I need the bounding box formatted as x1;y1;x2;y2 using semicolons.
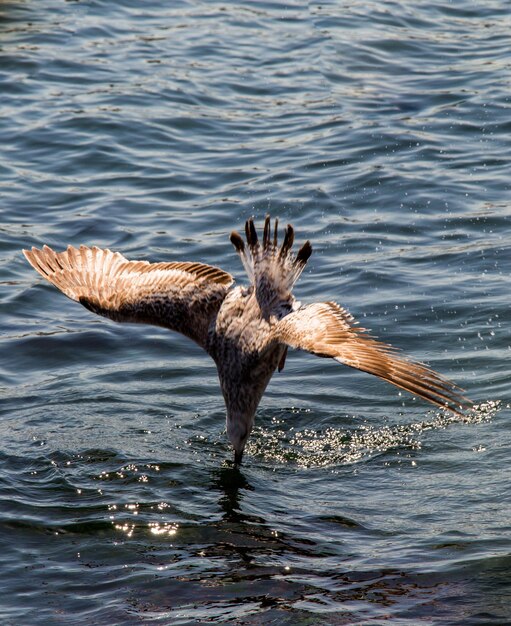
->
246;401;501;468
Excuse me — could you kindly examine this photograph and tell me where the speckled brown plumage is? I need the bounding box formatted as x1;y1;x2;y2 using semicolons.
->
23;216;471;465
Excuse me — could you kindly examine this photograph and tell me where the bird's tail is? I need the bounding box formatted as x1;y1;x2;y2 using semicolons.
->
230;215;312;309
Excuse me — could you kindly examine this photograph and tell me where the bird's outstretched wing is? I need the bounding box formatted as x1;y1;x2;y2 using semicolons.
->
274;301;470;414
23;245;234;348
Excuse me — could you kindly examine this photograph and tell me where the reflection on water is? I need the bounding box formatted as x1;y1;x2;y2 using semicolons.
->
212;465;254;522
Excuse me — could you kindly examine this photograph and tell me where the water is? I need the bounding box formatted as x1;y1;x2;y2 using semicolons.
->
1;1;510;623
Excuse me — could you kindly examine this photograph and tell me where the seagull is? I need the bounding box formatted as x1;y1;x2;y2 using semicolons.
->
23;216;470;465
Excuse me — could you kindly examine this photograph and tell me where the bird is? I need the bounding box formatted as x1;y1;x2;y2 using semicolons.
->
23;216;470;465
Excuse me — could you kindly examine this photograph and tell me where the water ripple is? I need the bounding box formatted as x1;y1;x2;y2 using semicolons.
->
1;0;511;623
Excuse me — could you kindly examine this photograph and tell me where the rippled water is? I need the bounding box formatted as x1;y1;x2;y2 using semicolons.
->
1;1;510;624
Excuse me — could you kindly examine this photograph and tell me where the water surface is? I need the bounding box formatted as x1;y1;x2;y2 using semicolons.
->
1;1;510;624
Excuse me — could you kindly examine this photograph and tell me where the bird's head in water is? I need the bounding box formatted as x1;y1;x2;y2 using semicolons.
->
226;411;254;466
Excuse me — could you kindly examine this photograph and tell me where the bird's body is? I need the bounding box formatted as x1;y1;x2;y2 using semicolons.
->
209;285;290;462
23;216;470;464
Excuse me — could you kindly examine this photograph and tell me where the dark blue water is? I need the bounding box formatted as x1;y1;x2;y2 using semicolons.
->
1;1;510;624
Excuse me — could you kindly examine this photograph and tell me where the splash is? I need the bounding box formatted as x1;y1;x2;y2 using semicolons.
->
246;401;501;468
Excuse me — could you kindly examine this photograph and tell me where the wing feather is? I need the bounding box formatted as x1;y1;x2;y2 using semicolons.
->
274;301;470;415
23;245;234;348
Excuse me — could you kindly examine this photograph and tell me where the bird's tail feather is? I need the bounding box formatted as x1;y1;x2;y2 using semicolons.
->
230;215;311;305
